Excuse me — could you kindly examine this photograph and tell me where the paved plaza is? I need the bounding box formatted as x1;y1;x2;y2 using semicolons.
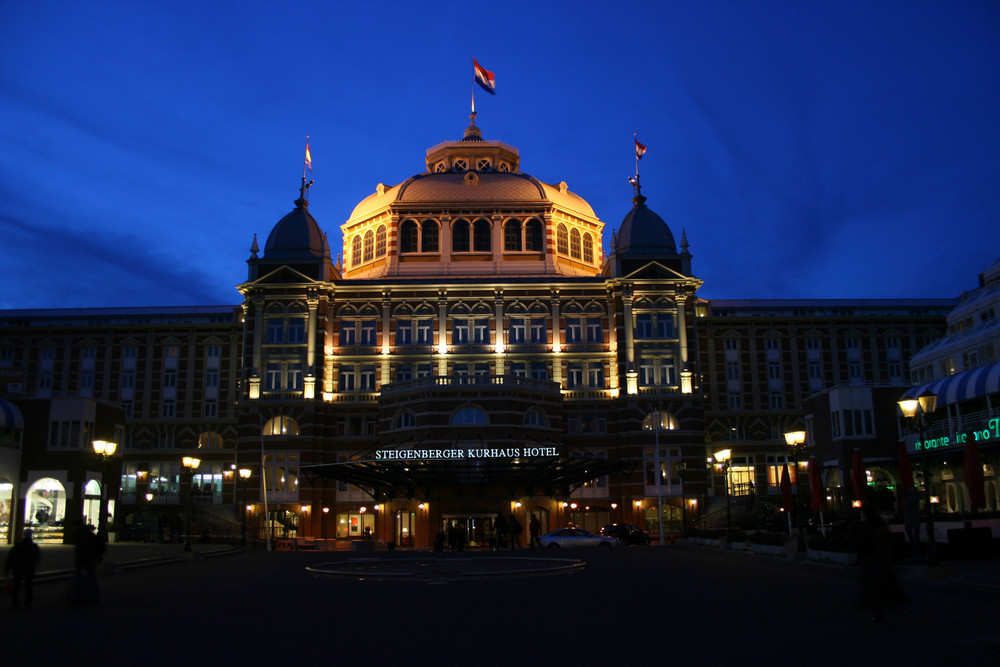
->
3;542;998;665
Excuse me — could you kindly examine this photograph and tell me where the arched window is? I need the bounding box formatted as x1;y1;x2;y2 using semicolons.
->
525;219;543;251
421;220;439;252
198;431;223;449
473;219;491;252
400;220;418;254
452;219;470;252
582;233;594;263
452;406;488;425
557;224;569;255
263;416;300;435
642;411;677;431
523;407;548;427
570;228;582;259
375;225;387;257
504;219;522;251
363;230;374;262
351;236;362;266
394;410;416;429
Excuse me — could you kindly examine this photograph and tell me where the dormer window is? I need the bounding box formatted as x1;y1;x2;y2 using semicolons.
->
477;159;492;171
497;162;510;172
453;159;467;171
435;163;447;173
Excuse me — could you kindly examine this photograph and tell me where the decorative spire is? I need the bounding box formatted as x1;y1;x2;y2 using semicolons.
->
250;233;259;257
464;111;482;140
680;229;690;255
296;176;314;208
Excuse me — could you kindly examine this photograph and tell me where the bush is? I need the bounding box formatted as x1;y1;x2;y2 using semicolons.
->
749;531;788;546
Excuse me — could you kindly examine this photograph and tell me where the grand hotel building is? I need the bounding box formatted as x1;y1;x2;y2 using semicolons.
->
0;118;960;547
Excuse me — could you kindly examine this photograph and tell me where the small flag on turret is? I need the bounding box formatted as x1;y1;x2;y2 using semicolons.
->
635;138;647;160
474;59;496;95
304;143;313;172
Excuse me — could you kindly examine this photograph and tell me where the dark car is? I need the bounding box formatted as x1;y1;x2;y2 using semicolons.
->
599;523;650;545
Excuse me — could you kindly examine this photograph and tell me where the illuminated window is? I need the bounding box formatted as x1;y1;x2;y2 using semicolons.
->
642;411;677;430
375;225;387;256
570;229;582;259
351;235;361;266
198;432;223;448
363;230;374;262
263;416;299;436
582;233;594;263
557;224;568;255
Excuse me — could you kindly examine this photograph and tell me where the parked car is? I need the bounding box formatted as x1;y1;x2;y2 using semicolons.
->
599;523;651;545
539;528;621;548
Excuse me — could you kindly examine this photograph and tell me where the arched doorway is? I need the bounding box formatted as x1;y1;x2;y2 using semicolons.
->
0;478;13;543
25;478;67;543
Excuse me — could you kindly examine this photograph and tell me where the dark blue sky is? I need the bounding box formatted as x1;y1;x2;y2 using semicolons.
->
2;1;997;309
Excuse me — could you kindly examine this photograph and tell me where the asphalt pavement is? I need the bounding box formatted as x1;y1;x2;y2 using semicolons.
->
2;541;998;665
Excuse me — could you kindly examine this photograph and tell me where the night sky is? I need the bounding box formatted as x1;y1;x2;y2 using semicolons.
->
2;1;997;309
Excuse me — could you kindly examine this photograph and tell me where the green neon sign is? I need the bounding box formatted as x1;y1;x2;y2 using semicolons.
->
914;417;999;452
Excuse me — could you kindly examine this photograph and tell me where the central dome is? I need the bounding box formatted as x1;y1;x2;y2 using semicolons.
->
341;116;604;280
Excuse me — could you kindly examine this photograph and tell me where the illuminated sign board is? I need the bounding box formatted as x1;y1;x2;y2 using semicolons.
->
913;417;999;452
374;447;559;461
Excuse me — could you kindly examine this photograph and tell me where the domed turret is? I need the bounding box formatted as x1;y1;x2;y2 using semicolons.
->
246;181;334;282
607;183;691;278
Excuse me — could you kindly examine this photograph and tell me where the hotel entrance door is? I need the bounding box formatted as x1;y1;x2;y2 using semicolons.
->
441;513;496;549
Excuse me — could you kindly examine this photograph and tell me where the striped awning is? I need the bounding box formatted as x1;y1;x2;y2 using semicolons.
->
902;360;1000;406
0;399;24;429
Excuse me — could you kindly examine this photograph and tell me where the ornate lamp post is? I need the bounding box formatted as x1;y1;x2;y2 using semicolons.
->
714;449;732;541
678;463;688;536
92;439;118;541
181;456;201;552
783;430;807;552
238;468;251;546
897;391;938;564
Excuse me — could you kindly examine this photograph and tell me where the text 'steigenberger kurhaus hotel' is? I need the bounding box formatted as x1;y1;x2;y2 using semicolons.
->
1;117;998;548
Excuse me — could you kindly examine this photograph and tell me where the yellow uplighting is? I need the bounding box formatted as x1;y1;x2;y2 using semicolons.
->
495;341;505;354
552;342;562;353
437;342;447;355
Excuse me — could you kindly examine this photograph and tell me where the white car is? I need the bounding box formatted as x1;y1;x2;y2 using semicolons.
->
538;528;621;548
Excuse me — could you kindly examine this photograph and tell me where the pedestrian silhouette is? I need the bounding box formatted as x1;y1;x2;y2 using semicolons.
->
4;528;41;610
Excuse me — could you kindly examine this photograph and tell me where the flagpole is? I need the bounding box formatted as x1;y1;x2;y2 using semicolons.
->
471;57;476;115
633;133;639;181
302;135;310;181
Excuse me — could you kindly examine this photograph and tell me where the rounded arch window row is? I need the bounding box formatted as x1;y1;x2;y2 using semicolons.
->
392;405;550;430
555;223;596;264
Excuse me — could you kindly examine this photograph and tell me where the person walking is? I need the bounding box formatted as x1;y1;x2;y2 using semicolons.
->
509;513;523;550
857;501;907;622
71;521;104;604
529;514;542;548
4;528;41;610
493;513;508;551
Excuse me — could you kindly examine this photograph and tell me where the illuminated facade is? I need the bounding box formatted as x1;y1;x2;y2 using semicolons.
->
0;119;959;547
236;117;706;547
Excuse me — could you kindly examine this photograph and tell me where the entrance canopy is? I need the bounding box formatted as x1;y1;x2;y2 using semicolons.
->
901;361;1000;406
302;450;631;500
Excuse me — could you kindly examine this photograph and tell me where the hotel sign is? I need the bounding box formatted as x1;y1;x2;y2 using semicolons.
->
914;417;999;452
374;447;559;461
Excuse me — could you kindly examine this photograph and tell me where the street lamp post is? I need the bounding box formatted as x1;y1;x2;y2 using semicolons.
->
181;456;201;552
898;391;938;565
238;468;251;547
714;449;732;541
678;463;687;536
92;440;118;541
783;430;807;552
